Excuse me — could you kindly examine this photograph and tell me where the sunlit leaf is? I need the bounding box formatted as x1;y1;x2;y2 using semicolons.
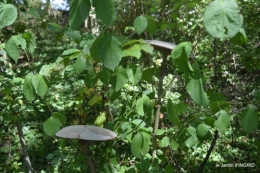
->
203;0;243;40
43;116;61;137
23;77;35;102
131;133;150;158
159;136;170;147
171;42;193;74
75;55;86;74
134;16;148;35
31;74;49;98
0;3;17;29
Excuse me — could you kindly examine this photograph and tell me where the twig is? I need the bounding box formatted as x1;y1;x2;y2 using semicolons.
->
16;123;34;173
197;130;219;173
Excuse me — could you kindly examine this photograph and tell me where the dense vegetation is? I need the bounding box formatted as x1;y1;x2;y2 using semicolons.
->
0;0;259;172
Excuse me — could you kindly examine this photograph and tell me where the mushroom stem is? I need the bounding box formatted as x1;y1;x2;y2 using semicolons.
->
81;141;96;173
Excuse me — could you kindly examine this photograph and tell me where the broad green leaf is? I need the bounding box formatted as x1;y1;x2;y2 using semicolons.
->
62;48;80;56
122;44;141;59
171;42;193;74
185;62;209;107
187;126;197;141
88;95;102;106
142;68;156;83
84;74;98;87
230;28;248;46
94;112;106;127
185;136;195;148
132;119;146;128
98;35;122;70
23;77;35;102
197;124;209;138
90;33;104;61
214;110;231;134
205;117;215;128
171;140;179;150
134;16;148;35
136;95;153;117
155;129;165;136
53;112;66;126
239;104;259;133
47;23;62;32
43;116;61;137
6;35;26;63
31;74;49;98
126;65;142;85
159;136;170;147
29;8;40;19
203;0;243;40
22;32;36;54
93;0;115;26
69;0;91;29
98;68;111;85
114;66;128;91
146;15;156;34
0;3;17;29
75;55;86;74
131;133;150;158
167;100;181;127
64;30;81;43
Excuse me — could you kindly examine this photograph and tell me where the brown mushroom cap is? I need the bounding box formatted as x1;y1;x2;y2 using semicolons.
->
56;125;117;141
145;40;176;50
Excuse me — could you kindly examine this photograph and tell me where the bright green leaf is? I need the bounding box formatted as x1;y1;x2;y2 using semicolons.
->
203;0;243;40
131;133;150;158
98;35;122;70
187;126;197;141
155;129;165;136
6;35;26;63
114;66;128;91
185;62;209;107
75;55;86;74
134;16;148;35
0;3;17;29
171;42;193;74
31;74;49;98
126;65;142;85
159;136;170;147
122;44;141;59
136;95;153;117
94;112;106;127
171;140;179;150
69;0;91;29
43;116;61;137
23;77;35;102
239;104;259;133
214;110;231;134
197;124;209;138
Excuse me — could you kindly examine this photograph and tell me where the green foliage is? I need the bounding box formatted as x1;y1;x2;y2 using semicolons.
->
134;16;148;35
0;3;17;29
69;0;91;29
1;0;260;172
203;0;243;40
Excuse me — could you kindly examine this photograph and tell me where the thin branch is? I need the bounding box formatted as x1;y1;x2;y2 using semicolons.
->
16;123;34;173
197;130;219;173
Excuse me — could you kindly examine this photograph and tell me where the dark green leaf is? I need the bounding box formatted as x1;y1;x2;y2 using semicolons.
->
69;0;91;29
214;110;231;134
197;124;209;138
171;42;193;73
98;36;122;70
93;0;115;26
239;104;259;133
167;100;181;127
6;35;26;63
